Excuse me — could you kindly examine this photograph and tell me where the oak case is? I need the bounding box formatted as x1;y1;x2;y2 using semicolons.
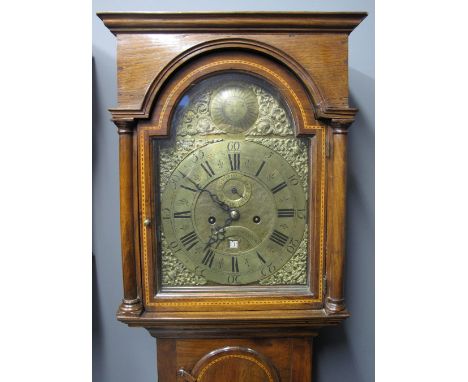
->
142;51;324;312
98;12;367;382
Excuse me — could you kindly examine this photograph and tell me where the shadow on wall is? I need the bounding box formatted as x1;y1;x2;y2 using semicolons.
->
92;254;103;377
92;55;105;183
314;68;375;382
92;59;102;377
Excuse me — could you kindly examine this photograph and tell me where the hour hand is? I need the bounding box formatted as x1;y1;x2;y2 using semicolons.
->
204;216;233;250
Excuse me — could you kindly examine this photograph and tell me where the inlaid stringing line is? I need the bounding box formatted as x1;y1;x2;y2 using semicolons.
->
139;60;326;306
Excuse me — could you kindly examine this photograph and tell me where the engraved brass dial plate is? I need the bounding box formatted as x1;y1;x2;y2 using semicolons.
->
156;72;309;286
161;140;307;285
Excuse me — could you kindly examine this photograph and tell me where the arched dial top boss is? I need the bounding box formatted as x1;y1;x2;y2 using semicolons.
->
161;140;307;285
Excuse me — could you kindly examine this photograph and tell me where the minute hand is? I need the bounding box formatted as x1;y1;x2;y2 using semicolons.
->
203;188;230;212
185;175;230;212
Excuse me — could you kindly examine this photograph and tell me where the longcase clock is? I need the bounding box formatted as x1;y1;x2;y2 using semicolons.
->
98;11;367;382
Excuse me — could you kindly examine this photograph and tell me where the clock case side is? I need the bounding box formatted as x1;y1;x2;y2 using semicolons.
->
97;14;365;328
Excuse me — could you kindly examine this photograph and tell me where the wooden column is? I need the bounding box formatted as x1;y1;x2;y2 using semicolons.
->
115;121;143;316
325;121;352;313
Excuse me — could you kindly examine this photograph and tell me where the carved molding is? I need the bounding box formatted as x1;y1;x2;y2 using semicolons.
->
119;308;350;333
98;12;368;35
317;107;358;128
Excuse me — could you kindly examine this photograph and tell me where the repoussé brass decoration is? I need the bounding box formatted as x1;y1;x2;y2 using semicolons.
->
157;73;309;286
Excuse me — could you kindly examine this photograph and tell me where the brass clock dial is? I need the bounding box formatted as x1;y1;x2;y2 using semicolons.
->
161;140;307;285
157;72;309;287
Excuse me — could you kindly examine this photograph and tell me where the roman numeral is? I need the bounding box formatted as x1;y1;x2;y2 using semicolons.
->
200;161;215;177
231;257;239;273
180;231;198;251
270;229;289;247
201;248;215;268
271;181;287;194
173;210;192;219
228;153;240;171
277;209;295;218
256;251;266;264
255;161;266;177
180;185;198;192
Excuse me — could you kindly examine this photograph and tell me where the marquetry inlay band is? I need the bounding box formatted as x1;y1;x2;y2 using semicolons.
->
197;354;275;382
138;59;326;307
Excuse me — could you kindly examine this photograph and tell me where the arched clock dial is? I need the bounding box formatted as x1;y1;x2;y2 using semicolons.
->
161;140;307;285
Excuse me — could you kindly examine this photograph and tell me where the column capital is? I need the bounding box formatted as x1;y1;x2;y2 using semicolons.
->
330;120;353;134
114;120;137;135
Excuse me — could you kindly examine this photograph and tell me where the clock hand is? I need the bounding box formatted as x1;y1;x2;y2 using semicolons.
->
203;188;231;212
182;172;231;212
231;187;242;197
179;172;239;249
204;215;234;250
216;215;233;238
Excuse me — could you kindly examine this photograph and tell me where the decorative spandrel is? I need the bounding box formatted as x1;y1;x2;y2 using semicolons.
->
155;73;309;287
173;74;295;138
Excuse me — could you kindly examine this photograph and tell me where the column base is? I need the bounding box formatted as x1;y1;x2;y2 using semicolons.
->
117;298;143;318
325;297;346;313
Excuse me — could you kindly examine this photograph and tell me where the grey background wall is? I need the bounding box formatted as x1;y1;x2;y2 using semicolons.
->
92;1;374;381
